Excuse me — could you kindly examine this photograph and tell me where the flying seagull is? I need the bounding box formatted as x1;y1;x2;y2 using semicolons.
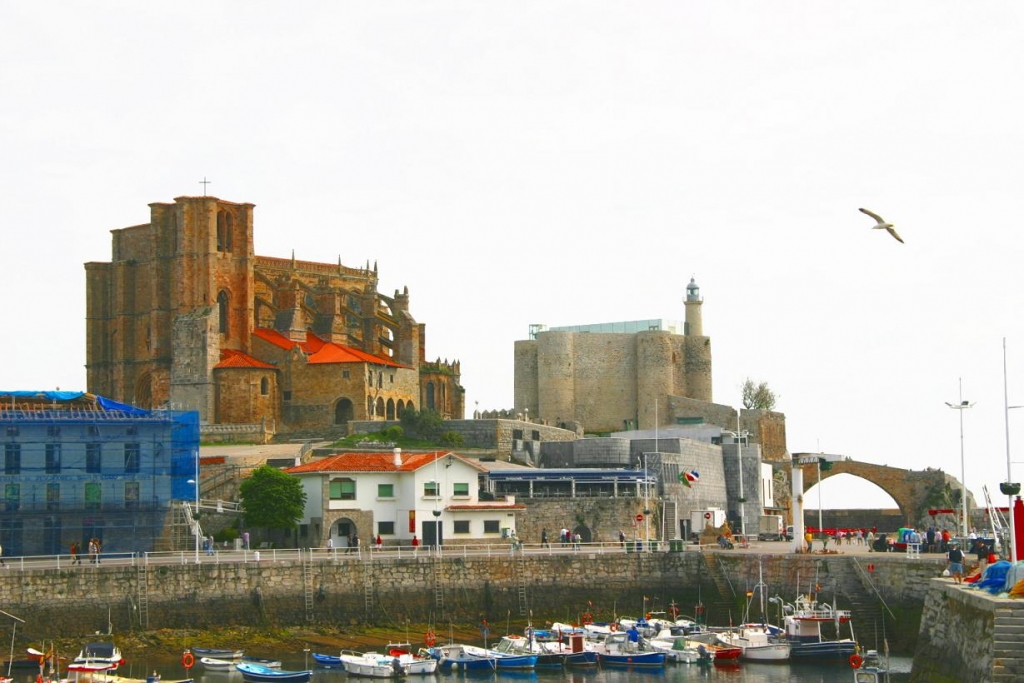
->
859;208;904;244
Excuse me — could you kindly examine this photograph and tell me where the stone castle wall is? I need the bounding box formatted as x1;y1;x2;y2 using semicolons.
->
912;579;1024;682
1;552;943;656
514;329;713;434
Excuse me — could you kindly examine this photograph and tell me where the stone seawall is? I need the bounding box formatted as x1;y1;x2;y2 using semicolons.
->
0;551;945;651
911;579;1024;683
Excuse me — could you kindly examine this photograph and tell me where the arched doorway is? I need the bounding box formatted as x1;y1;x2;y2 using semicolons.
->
334;398;354;425
134;372;153;409
332;517;358;550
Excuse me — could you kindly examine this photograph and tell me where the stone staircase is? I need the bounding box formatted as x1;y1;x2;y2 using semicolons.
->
820;556;893;645
701;552;743;625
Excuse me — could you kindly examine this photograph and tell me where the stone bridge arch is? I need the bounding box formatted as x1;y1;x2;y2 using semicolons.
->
801;460;963;527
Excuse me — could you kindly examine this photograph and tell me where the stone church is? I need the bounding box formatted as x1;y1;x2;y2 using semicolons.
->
85;195;464;433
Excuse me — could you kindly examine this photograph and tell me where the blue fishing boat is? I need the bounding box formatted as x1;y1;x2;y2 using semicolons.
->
425;644;498;672
592;632;665;669
235;662;312;683
311;653;342;667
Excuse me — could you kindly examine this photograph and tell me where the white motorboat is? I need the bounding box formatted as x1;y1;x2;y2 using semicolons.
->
72;643;123;672
717;625;791;662
340;649;437;677
648;627;702;663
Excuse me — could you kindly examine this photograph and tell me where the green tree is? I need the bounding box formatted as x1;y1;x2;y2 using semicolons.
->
742;378;778;411
239;465;307;530
399;406;445;440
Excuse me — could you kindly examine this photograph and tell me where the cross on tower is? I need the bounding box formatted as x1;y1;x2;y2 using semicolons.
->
199;177;212;196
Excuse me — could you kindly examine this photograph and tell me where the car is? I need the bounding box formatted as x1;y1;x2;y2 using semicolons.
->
785;525;794;542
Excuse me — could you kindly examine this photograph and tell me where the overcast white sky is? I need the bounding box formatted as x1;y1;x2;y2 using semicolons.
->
2;3;1023;511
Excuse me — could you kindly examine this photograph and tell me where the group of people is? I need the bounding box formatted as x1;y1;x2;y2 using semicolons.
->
538;526;583;549
68;538;102;564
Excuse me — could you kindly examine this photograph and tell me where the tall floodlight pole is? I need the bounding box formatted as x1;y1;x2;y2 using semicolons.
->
946;378;975;538
1003;338;1021;562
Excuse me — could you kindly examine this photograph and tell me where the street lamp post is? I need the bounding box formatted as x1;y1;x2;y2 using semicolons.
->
723;417;749;538
946;378;975;538
186;449;200;563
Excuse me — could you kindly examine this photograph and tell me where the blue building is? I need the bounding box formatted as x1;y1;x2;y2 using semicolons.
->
0;391;198;556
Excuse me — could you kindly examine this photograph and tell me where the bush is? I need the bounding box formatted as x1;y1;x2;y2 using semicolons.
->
398;407;445;440
440;430;464;447
382;425;404;440
214;528;239;543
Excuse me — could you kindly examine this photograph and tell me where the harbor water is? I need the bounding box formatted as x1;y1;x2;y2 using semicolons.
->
27;651;914;683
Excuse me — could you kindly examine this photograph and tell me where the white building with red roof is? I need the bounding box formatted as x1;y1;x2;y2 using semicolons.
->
284;448;523;548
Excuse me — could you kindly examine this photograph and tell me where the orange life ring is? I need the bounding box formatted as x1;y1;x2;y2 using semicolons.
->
609;623;619;632
182;652;195;669
581;612;593;625
424;630;437;647
849;654;863;669
668;605;680;620
694;604;706;615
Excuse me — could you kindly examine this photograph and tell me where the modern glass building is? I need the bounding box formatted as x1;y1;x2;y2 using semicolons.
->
0;391;198;555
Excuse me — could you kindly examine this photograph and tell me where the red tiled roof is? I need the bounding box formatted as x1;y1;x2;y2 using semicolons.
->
252;328;406;368
214;349;276;370
285;451;486;474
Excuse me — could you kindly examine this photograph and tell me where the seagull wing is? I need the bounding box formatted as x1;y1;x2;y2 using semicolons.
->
885;226;905;244
859;207;886;223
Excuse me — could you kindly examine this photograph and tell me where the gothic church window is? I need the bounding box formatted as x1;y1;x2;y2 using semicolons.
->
260;377;269;395
217;291;230;335
216;210;233;252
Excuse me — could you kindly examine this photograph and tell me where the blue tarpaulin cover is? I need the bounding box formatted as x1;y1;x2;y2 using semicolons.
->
972;560;1012;594
0;391;150;415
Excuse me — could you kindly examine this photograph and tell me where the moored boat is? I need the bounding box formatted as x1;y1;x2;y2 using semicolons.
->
717;625;790;662
851;648;891;683
192;649;244;661
339;649;437;678
73;643;124;672
783;595;857;660
200;658;237;671
492;635;560;669
425;644;498;672
591;632;665;669
310;654;341;667
235;662;311;683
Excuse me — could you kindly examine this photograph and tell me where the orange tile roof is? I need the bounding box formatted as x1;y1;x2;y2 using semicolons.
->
214;349;277;370
252;328;406;368
285;451;486;474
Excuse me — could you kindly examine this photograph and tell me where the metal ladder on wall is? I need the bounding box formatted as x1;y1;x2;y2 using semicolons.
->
363;556;375;616
302;550;315;623
432;554;444;618
516;551;528;616
136;563;149;629
983;485;1009;552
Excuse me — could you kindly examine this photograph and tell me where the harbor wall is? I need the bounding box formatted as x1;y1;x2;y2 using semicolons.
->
0;551;943;653
911;579;1024;683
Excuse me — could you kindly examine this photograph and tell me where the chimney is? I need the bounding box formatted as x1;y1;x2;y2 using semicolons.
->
393;447;402;468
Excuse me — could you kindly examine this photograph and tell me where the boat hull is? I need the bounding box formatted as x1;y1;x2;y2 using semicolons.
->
311;654;341;667
235;662;311;683
788;640;857;659
597;652;665;669
563;651;598;668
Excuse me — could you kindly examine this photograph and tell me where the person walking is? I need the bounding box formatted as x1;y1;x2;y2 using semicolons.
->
541;529;549;548
411;535;419;554
947;541;965;585
0;541;5;567
242;531;250;551
70;540;80;565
